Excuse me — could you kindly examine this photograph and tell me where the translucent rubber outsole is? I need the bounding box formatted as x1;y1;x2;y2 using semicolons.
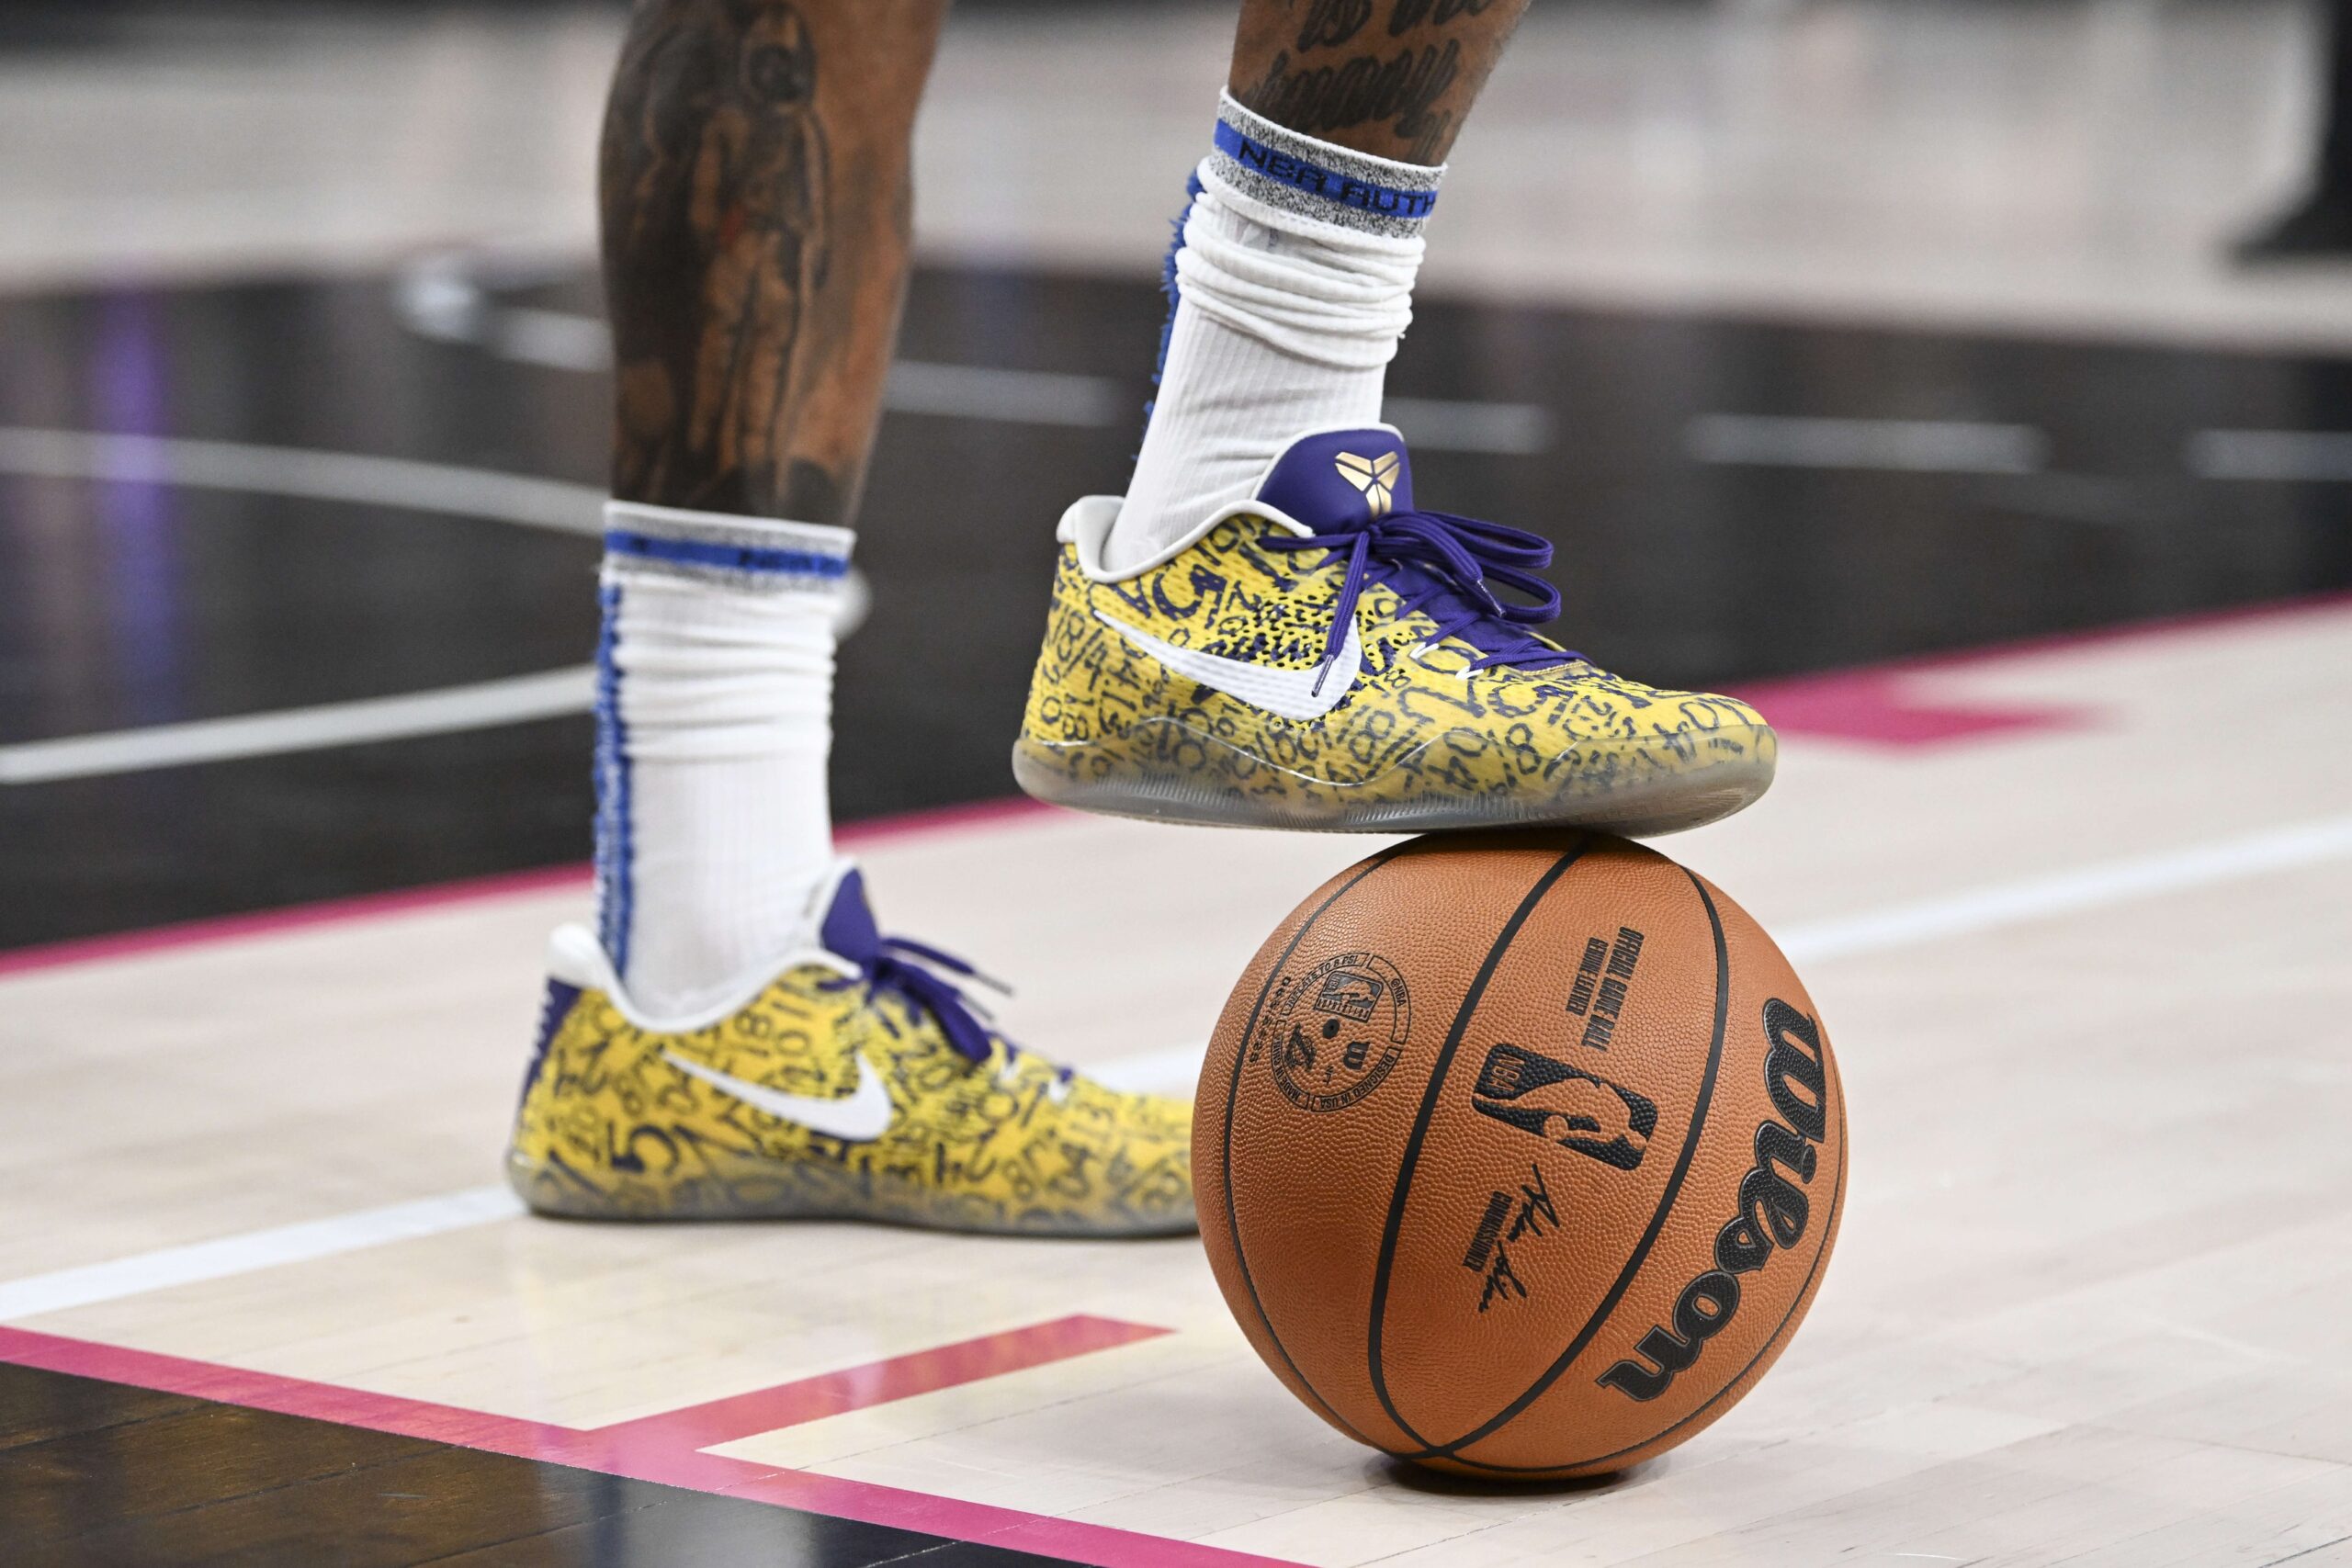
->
506;1154;1199;1237
1012;720;1777;838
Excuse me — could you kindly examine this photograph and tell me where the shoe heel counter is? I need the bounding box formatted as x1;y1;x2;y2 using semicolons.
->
516;976;584;1109
1019;543;1091;744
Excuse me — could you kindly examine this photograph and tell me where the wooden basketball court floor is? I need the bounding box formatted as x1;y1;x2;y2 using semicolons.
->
5;594;2349;1565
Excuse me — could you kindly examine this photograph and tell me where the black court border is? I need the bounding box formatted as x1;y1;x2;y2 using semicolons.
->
0;1359;1072;1567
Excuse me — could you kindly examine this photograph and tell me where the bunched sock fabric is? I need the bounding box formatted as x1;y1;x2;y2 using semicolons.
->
594;500;853;1018
1105;92;1444;570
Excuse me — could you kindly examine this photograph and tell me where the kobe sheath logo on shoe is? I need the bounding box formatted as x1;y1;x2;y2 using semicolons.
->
1334;450;1400;516
1092;608;1363;722
662;1050;895;1143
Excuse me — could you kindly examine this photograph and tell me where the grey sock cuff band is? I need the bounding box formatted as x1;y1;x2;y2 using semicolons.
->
1206;90;1445;240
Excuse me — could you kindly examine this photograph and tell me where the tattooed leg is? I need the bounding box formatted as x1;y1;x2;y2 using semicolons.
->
602;0;947;522
582;0;946;1016
1229;0;1532;165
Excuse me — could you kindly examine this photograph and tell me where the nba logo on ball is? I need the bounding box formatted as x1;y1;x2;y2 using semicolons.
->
1197;831;1846;1477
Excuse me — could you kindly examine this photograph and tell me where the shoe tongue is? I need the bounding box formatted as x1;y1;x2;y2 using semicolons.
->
817;866;881;966
1253;427;1414;532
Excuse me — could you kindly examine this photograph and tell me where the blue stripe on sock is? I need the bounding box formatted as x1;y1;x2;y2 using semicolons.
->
605;530;850;579
1212;118;1439;221
593;580;633;976
1139;169;1204;446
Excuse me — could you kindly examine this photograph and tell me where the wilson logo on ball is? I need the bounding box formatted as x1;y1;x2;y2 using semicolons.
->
1596;998;1831;1402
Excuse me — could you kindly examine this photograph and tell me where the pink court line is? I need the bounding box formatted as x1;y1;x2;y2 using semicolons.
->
593;1314;1174;1450
7;589;2349;974
0;793;1053;980
0;1319;1297;1568
1808;584;2352;678
1734;668;2097;748
1736;588;2352;749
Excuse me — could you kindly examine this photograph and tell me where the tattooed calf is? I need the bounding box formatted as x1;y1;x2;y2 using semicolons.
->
684;4;831;504
1239;40;1463;164
1294;0;1373;51
603;0;846;518
1386;0;1500;37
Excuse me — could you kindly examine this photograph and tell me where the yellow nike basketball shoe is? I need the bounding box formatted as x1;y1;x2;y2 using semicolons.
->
506;866;1195;1235
1015;427;1775;835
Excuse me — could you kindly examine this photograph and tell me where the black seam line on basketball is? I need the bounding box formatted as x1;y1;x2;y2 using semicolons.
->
1219;842;1415;1452
1406;864;1732;1463
1363;840;1592;1456
1442;1089;1848;1475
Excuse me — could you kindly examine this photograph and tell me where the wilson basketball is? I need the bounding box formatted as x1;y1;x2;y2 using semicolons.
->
1196;831;1846;1477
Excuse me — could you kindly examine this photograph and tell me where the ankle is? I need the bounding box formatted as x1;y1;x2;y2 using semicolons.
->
1108;94;1442;571
594;501;854;1014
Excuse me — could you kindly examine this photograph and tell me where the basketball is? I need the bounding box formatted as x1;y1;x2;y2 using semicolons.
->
1196;831;1847;1477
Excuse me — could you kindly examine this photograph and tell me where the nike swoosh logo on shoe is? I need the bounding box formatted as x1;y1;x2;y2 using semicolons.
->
1093;609;1362;722
662;1050;895;1143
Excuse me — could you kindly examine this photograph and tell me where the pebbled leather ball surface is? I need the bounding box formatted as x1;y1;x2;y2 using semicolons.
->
1195;830;1846;1477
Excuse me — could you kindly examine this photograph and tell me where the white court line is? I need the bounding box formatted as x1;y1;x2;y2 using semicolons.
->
885;359;1126;428
1089;1042;1211;1100
2185;429;2352;482
0;665;596;785
0;427;603;536
393;259;1555;452
488;304;615;373
1776;813;2352;964
0;428;605;784
412;274;1125;429
1685;413;2048;474
1385;397;1554;457
0;432;873;782
0;1186;525;1323
1100;813;2352;1102
6;811;2347;1321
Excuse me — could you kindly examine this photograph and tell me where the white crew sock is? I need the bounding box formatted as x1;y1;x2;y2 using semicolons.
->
594;499;853;1017
1104;92;1442;571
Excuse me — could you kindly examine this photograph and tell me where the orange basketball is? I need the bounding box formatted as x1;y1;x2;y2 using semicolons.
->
1196;831;1846;1477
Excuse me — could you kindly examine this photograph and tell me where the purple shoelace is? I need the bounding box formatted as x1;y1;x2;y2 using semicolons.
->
1261;509;1580;692
825;936;1068;1084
